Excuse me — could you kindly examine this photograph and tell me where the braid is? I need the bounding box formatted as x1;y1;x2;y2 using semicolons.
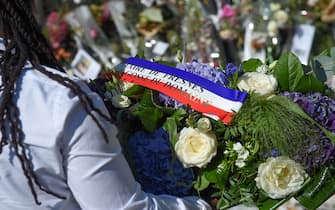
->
0;0;113;205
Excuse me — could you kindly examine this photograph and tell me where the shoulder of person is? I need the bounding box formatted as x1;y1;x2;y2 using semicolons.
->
22;64;92;96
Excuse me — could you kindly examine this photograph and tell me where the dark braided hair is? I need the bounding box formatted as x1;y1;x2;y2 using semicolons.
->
0;0;113;205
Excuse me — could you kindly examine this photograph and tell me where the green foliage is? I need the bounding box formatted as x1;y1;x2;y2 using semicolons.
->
123;85;145;97
273;52;302;90
226;95;321;158
273;52;325;93
215;171;258;209
163;108;188;147
95;46;335;210
256;192;288;210
297;167;335;210
241;58;263;72
133;106;164;132
194;174;211;191
132;89;164;132
294;73;325;93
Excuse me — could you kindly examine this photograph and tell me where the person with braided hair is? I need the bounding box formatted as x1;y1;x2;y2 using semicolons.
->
0;1;211;209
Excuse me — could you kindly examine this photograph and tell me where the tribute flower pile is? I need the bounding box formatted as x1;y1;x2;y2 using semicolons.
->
89;49;335;209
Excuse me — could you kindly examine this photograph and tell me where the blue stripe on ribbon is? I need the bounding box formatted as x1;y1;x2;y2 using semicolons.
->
124;57;248;102
23;67;34;71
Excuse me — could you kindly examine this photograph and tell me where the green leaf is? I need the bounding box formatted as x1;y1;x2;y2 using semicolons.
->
241;58;263;72
194;174;210;191
215;161;230;188
296;168;335;210
163;108;188;147
273;52;304;91
295;74;325;93
202;160;229;189
163;117;178;147
133;107;164;132
203;169;219;183
130;89;165;132
311;59;327;82
105;81;117;92
154;60;177;67
123;85;145;97
139;89;155;107
170;108;188;122
257;197;288;210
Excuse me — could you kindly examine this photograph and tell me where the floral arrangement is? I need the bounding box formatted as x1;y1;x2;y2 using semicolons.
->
89;47;335;209
45;11;75;65
217;0;252;43
218;3;239;40
265;3;290;38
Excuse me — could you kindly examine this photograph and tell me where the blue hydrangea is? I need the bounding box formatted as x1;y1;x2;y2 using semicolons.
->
129;128;194;196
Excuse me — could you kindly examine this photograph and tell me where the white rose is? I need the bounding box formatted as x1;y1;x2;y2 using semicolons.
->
267;20;278;36
270;3;281;11
274;10;289;27
197;117;212;133
111;94;131;108
175;127;217;168
255;156;307;199
237;72;278;96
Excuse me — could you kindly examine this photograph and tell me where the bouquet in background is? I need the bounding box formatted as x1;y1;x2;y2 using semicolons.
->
45;11;76;67
217;0;252;45
89;48;335;209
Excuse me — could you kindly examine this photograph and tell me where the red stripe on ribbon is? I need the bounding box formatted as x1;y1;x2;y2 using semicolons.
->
120;73;233;124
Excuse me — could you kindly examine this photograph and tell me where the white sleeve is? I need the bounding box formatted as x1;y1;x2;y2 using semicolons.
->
61;90;211;210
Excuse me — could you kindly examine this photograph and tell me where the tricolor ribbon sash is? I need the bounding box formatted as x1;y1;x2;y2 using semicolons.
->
117;57;248;124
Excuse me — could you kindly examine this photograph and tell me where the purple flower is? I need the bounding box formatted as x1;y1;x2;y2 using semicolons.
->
225;63;239;77
282;92;335;169
176;61;229;85
263;149;281;159
129;128;194;196
271;149;281;157
283;92;335;133
158;93;184;109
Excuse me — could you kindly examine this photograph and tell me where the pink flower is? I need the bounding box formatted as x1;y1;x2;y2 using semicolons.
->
89;29;99;40
46;12;69;49
46;12;59;25
219;4;236;20
103;9;110;21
